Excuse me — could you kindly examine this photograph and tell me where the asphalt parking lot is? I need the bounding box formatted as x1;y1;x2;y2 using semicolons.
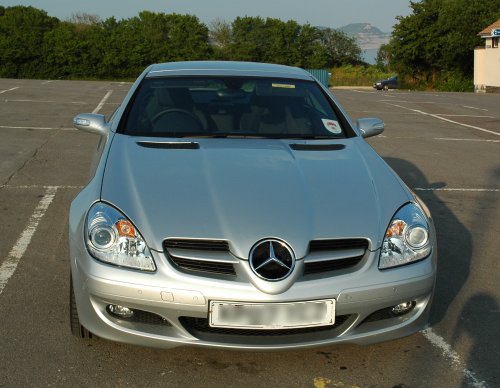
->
0;79;498;387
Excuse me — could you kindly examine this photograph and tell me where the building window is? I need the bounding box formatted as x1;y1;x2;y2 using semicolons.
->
493;37;499;48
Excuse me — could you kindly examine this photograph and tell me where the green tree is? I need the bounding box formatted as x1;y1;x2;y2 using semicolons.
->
375;43;391;70
209;18;233;60
296;24;328;68
231;16;267;62
43;21;107;79
389;0;500;85
0;6;58;78
319;28;363;67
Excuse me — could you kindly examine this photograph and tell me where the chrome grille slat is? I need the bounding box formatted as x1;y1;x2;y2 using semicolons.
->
304;238;369;275
164;239;236;276
164;239;229;251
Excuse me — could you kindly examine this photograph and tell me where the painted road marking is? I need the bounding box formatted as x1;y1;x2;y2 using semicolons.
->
0;185;83;189
0;186;58;296
422;329;487;388
41;80;54;85
414;188;500;192
463;105;488;112
435;114;495;118
371;135;500;143
313;377;359;388
434;137;500;143
349;90;376;94
0;86;20;94
0;125;74;131
92;90;113;114
384;102;500;136
3;99;87;104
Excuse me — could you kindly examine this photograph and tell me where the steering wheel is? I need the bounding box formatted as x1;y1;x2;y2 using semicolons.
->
151;108;205;132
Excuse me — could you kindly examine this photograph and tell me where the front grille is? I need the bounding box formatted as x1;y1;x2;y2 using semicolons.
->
304;238;369;275
179;315;351;337
164;238;236;276
164;239;229;251
309;238;369;251
304;255;365;275
168;256;236;275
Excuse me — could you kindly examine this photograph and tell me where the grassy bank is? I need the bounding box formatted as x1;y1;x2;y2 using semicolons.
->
329;65;395;87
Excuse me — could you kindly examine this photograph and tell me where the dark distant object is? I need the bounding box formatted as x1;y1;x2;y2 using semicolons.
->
373;76;399;90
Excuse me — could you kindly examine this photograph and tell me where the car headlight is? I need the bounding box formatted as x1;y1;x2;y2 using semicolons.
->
379;203;431;269
85;202;156;272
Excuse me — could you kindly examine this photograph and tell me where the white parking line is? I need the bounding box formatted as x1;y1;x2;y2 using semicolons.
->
0;125;74;131
421;329;487;388
414;188;500;192
0;86;20;94
4;99;87;104
463;105;488;112
0;184;83;189
42;80;54;85
0;186;58;296
349;90;376;94
435;114;494;118
92;90;113;114
384;102;500;137
371;136;500;143
434;137;500;143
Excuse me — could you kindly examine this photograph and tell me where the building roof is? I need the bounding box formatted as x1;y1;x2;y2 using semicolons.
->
478;19;500;37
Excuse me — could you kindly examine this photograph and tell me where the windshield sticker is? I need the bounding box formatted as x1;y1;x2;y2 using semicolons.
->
272;83;296;89
322;119;341;134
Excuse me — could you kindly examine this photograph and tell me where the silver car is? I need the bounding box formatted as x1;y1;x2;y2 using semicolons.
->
69;61;436;350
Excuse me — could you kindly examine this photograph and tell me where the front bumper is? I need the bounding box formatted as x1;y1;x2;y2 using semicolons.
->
70;244;436;350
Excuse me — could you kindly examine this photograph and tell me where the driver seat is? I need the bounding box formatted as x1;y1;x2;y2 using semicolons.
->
153;88;208;131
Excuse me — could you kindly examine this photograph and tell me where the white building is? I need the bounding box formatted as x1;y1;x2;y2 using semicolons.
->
474;19;500;93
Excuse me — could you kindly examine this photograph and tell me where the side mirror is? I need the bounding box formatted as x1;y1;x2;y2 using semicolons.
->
73;113;108;136
357;118;384;138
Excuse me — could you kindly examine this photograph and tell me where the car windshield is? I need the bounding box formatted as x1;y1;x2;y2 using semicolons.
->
119;76;347;138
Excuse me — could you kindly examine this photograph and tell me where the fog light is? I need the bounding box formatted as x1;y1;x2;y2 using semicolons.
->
107;304;134;319
391;301;415;315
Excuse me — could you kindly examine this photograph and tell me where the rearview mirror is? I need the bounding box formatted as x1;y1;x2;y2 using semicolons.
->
73;113;108;136
357;118;384;138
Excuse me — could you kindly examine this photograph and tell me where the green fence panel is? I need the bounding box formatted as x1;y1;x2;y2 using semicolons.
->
305;69;330;87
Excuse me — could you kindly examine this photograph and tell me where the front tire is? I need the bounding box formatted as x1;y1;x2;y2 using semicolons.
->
70;274;93;339
383;84;389;91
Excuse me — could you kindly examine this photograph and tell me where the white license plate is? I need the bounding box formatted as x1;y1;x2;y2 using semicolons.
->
209;299;335;329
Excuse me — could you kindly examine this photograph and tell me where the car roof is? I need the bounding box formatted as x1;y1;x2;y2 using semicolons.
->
146;61;314;80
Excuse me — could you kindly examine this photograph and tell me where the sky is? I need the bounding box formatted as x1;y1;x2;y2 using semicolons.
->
2;0;411;33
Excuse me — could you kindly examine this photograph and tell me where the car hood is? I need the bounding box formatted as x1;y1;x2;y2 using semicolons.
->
101;135;411;258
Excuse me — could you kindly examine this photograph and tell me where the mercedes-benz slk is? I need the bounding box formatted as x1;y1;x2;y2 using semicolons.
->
69;61;436;350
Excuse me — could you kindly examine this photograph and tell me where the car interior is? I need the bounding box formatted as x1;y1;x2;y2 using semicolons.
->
122;77;345;138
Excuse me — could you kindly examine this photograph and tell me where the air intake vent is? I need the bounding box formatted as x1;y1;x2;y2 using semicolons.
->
309;239;369;251
164;239;229;251
163;239;236;276
179;315;352;337
136;141;199;149
168;257;236;275
304;256;364;275
304;238;369;276
289;144;345;151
